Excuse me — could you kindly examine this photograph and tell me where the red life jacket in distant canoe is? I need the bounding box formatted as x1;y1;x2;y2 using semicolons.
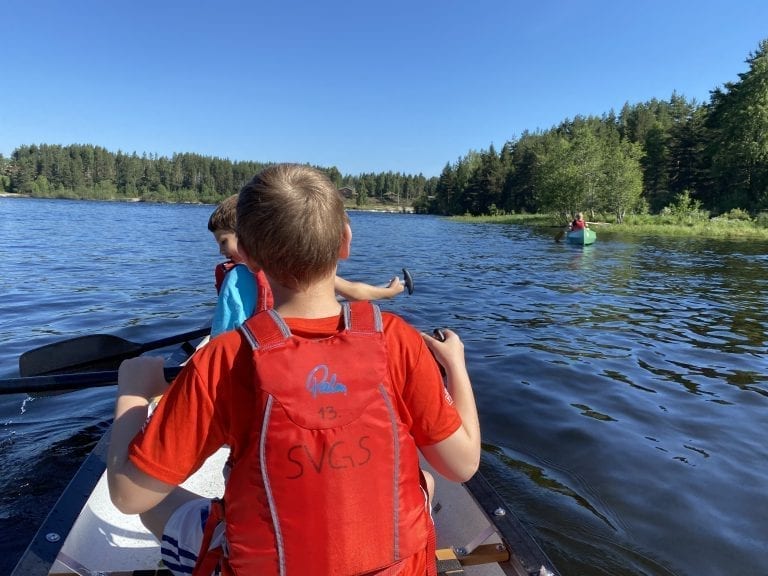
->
202;302;431;576
570;219;586;230
214;260;274;311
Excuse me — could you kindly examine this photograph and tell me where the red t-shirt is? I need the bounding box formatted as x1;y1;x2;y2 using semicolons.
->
129;311;461;485
130;311;457;575
571;219;586;230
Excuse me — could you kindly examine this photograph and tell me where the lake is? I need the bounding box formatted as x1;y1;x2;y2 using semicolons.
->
1;197;766;575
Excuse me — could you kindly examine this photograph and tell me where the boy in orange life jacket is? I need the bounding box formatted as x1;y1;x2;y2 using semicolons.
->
108;164;481;576
208;193;407;336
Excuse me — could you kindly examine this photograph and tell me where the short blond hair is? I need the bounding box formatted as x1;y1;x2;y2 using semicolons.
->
237;164;346;289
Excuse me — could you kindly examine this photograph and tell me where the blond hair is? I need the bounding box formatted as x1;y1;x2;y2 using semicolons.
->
207;194;238;233
237;164;346;289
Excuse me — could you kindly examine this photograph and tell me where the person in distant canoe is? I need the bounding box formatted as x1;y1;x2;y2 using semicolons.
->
207;194;405;337
569;212;588;231
555;212;588;242
108;164;480;576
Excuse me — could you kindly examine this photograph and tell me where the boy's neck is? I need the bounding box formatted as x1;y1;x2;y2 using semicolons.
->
270;274;342;319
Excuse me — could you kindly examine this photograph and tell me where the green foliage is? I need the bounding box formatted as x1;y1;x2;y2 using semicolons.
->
720;208;752;221
0;154;10;192
706;39;768;213
463;144;505;215
433;39;768;219
661;190;709;224
530;118;644;222
533;132;577;216
616;218;768;238
6;144;434;206
355;185;368;207
459;212;768;239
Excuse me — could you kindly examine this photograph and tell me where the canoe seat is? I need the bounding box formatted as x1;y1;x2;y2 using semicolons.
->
436;547;465;574
436;543;511;574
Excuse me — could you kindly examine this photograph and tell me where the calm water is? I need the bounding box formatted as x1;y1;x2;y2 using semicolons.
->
1;197;767;576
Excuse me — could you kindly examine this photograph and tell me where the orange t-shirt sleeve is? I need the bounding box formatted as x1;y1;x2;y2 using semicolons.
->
128;334;238;485
382;313;462;446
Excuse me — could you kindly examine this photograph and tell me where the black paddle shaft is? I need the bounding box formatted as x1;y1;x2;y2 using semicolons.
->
18;327;209;377
1;366;184;395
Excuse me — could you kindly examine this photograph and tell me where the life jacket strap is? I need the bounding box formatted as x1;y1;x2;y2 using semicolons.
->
192;498;226;576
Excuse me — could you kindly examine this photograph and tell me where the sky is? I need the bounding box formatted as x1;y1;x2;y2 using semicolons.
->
1;0;767;178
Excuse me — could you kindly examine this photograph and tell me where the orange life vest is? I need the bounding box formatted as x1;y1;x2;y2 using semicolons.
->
201;301;431;576
214;260;274;311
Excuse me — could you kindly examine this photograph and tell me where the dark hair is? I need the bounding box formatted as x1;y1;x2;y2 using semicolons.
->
207;194;238;233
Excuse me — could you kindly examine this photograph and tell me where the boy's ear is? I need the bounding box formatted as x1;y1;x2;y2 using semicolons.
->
338;223;352;260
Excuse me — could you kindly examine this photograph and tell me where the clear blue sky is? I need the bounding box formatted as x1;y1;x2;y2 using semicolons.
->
1;0;766;177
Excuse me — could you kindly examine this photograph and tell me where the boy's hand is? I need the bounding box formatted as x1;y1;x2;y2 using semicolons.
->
118;356;169;400
387;275;405;296
421;328;466;374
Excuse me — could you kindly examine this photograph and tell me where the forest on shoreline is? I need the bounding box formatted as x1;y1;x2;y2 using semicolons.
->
2;39;767;236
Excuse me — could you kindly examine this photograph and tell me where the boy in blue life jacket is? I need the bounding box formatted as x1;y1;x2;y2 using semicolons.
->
207;193;406;336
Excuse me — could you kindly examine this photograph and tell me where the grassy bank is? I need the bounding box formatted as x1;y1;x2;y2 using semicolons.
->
451;213;768;240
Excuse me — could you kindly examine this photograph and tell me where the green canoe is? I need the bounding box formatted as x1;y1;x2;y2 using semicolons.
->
566;228;596;245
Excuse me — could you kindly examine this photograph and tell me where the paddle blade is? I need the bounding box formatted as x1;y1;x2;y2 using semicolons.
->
19;334;143;377
18;327;210;378
403;268;414;295
554;230;565;243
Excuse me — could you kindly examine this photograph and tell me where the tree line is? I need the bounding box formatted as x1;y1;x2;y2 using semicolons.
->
2;39;767;219
418;39;768;220
0;146;434;207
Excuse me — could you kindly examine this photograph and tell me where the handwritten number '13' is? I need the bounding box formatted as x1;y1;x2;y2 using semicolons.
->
319;405;338;420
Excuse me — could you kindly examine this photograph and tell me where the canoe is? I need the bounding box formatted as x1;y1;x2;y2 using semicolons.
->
566;228;596;245
11;437;561;576
10;340;561;576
